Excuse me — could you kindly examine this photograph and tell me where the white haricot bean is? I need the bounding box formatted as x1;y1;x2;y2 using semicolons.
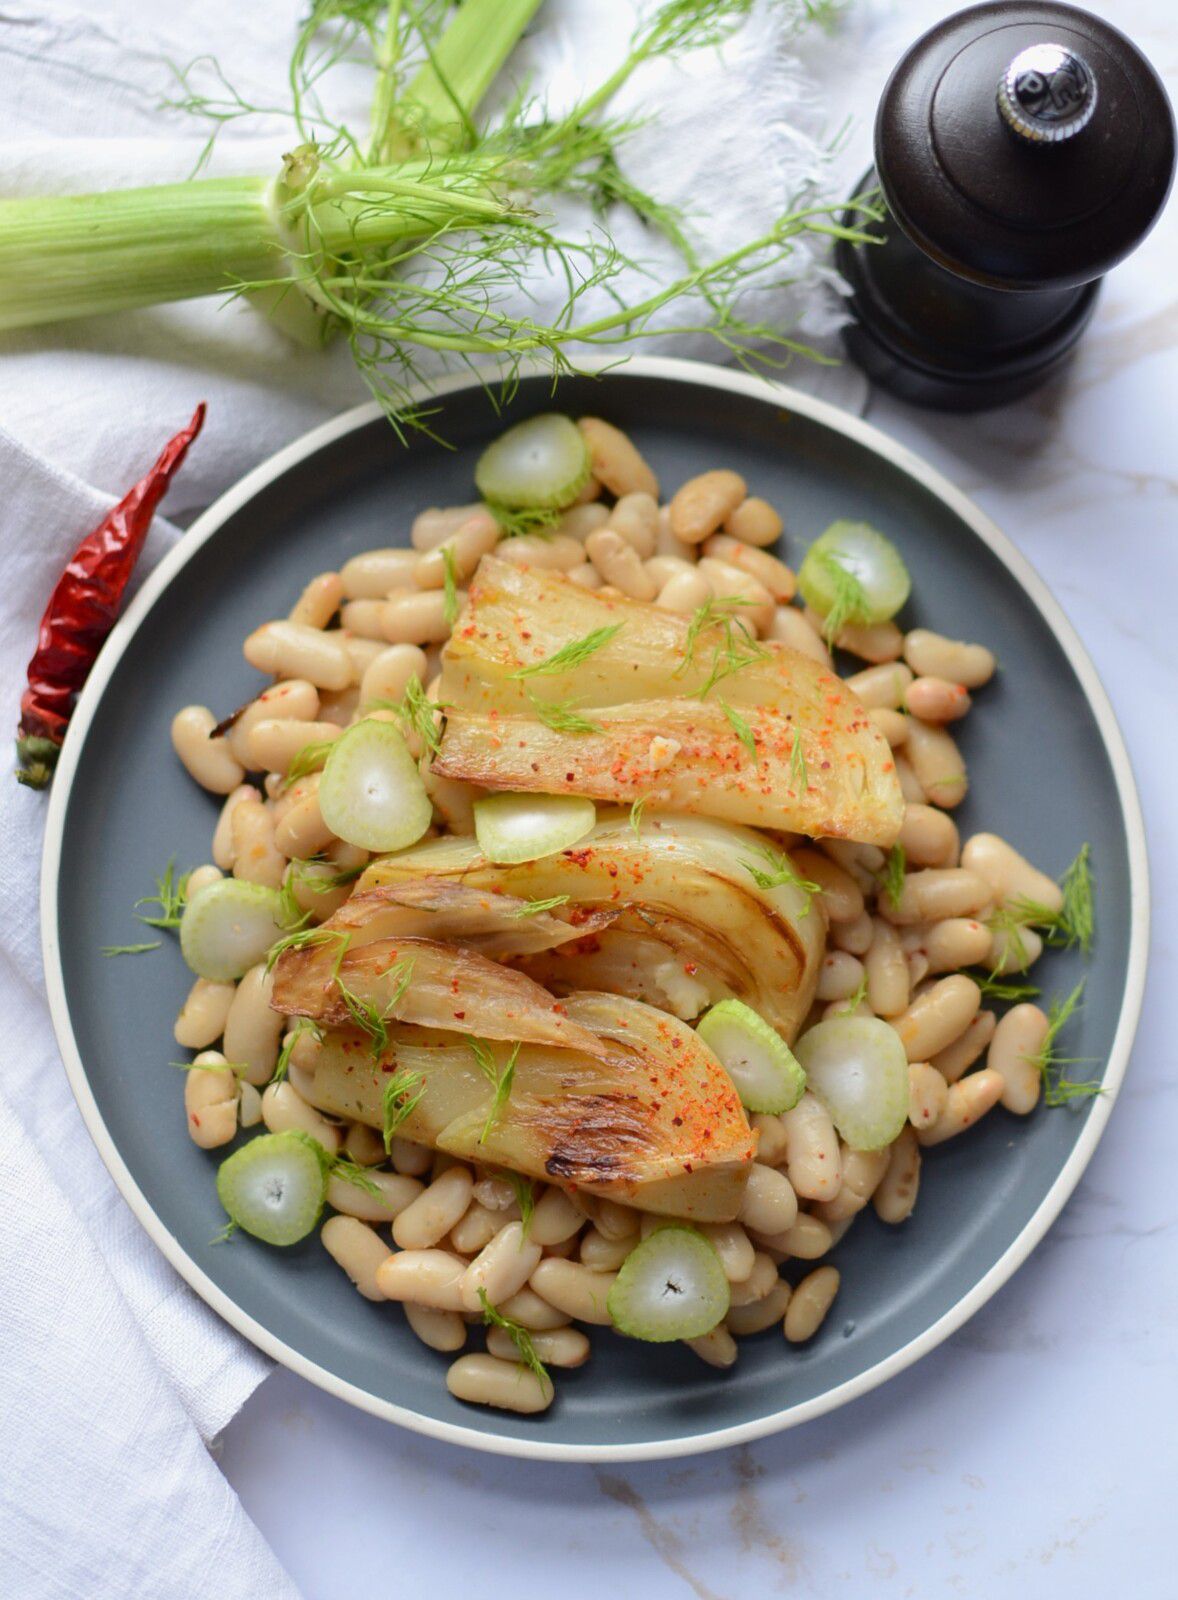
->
289;571;344;629
813;1146;889;1225
904;628;995;688
246;718;340;776
685;1326;738;1368
261;1081;342;1153
326;1170;424;1223
870;708;909;748
580;1227;634;1272
656;569;712;614
727;1251;779;1308
283;858;350;921
392;1165;475;1250
273;775;335;858
780;1092;842;1202
809;608;903;664
497;1286;571;1332
411;503;484;553
341;547;419;598
377;1248;468;1310
321;1216;391;1301
358;642;427;710
319;683;360;723
701;1221;756;1284
737;1164;798;1236
907;1062;949;1130
791;849;865;924
413;510;500;587
495;533;584;572
931;1009;997;1083
821;838;885;889
784;1266;840;1342
907;951;930;989
391;1137;433;1177
905;716;968;809
891;975;981;1062
816;950;867;1002
702;534;796;601
227;679;321;767
987;1004;1048;1114
989;923;1044;975
696;558;774;634
223;963;284;1085
184;1054;239;1149
186;864;223;898
556;502;611;541
723;495;783;548
844;661;914;709
243;621;353;690
865;917;910;1018
585;527;657;600
646;554;695;588
960;833;1063;914
238;1081;263;1127
529;1259;616;1325
882;868;992;926
917;1068;1005;1145
898;802;960;867
473;1175;518;1212
586;1198;639;1242
729;1283;793;1343
750;1113;790;1169
577;417;659;499
565;561;603;590
906;675;971;723
230;791;286;888
873;1125;921;1224
404;1303;467;1352
381;588;457;646
830;908;874;956
171;706;245;794
446;1353;554;1414
922;918;992;973
340;599;389;640
486;1325;590;1368
174;977;235;1050
212;785;254;871
460;1221;543;1312
767;606;833;667
449;1201;502;1257
761;1212;833;1261
670;470;747;544
894;752;927;804
344;636;386;684
607;491;660;557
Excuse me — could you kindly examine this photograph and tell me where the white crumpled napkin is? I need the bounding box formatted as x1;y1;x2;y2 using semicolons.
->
0;1;864;1592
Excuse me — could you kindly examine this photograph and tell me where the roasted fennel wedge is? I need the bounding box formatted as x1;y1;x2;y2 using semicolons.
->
270;933;603;1055
433;557;903;845
360;812;824;1041
301;992;756;1221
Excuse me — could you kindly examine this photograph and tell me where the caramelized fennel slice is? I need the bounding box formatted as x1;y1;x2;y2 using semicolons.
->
434;557;903;845
307;878;617;959
304;993;756;1221
270;935;603;1055
360;812;824;1042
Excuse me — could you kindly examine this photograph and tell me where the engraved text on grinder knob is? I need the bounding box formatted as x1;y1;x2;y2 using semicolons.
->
997;42;1098;145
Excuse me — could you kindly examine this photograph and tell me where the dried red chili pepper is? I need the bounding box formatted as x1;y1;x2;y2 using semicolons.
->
15;404;206;789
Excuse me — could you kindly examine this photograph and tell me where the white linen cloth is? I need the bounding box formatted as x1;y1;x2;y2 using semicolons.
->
0;2;865;1593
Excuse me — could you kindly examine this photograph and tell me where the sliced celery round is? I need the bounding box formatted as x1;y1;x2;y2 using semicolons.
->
318;718;432;853
474;414;590;510
473;791;596;864
608;1227;730;1342
798;521;911;626
794;1016;910;1151
696;999;806;1114
179;877;289;982
216;1131;328;1246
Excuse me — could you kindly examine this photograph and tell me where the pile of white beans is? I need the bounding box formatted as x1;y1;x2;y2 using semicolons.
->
170;415;1064;1414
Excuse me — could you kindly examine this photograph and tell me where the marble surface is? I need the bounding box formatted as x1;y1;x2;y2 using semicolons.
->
219;2;1178;1593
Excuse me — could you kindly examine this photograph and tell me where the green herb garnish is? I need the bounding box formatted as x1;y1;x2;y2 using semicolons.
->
510;623;623;680
973;975;1042;1003
134;858;191;929
467;1036;522;1142
834;974;869;1016
1031;981;1102;1106
102;941;162;957
271;1018;322;1086
498;1170;536;1237
331;1155;384;1200
679;597;769;699
629;795;650;836
334;956;414;1062
789;733;808;793
479;1289;550;1386
506;894;571;919
718;698;757;761
265;925;350;975
483;503;562;541
442;546;460;627
739;841;822;913
811;548;870;643
381;1067;425;1152
527;690;603;736
282;737;337;790
879;843;906;911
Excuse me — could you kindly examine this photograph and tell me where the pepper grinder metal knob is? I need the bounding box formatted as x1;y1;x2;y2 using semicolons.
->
836;2;1175;411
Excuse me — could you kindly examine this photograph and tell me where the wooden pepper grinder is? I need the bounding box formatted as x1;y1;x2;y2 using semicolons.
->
836;1;1175;410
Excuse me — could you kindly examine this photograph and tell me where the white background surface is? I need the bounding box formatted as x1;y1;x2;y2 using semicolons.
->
215;2;1178;1594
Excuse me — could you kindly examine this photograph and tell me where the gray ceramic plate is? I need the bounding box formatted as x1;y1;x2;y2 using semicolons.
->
42;358;1148;1461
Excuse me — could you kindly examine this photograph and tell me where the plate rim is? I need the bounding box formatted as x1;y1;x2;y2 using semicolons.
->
40;355;1150;1463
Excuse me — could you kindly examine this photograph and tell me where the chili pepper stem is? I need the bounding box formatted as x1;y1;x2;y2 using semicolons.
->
14;735;60;789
